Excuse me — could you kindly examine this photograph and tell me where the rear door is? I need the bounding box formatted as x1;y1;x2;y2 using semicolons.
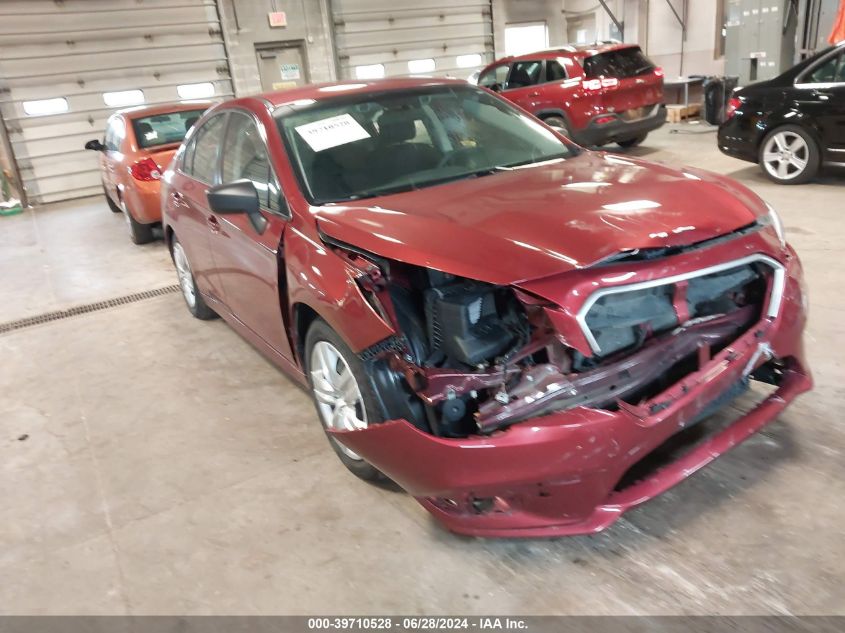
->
581;46;663;119
211;110;293;359
170;112;228;301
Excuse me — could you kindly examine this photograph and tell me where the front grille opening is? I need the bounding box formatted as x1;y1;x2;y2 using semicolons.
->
578;261;772;372
613;378;775;492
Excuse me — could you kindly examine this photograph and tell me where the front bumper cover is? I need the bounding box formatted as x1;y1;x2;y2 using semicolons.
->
328;250;811;538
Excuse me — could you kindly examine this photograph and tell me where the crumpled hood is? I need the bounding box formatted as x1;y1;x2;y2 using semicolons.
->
314;151;768;285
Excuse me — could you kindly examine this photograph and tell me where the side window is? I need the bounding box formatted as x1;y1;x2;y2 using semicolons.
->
805;52;845;84
478;64;509;89
188;114;227;184
546;60;567;82
104;118;119;152
508;61;543;89
221;113;284;214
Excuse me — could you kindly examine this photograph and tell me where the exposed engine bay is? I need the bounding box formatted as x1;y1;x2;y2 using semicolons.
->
328;237;773;439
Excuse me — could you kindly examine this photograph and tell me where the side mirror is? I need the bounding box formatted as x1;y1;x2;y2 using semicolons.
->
85;139;105;151
206;179;267;234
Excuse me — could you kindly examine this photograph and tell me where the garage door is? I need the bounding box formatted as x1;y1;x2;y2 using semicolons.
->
0;0;233;205
332;0;494;81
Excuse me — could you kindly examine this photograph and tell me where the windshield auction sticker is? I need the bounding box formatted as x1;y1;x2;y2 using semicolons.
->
295;114;371;152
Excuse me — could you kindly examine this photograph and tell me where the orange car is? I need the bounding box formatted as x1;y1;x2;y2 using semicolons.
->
85;102;210;244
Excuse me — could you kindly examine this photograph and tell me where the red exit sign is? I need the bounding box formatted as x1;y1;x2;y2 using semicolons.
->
268;11;287;27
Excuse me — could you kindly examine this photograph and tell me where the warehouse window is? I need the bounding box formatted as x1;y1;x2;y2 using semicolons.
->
456;54;483;68
177;82;215;100
355;64;385;80
22;97;69;116
408;58;435;74
103;90;144;108
504;22;548;56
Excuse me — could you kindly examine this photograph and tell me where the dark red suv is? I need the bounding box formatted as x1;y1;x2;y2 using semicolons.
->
477;43;665;148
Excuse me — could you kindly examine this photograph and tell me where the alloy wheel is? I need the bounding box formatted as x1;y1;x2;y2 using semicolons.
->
309;340;367;460
172;242;197;309
762;131;809;181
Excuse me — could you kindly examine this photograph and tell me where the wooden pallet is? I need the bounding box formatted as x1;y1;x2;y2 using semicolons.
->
666;103;701;123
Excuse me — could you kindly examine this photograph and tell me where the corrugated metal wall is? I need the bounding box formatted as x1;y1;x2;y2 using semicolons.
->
0;0;233;204
332;0;494;80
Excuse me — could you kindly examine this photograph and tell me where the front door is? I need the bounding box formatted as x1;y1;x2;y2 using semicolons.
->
256;43;308;92
210;110;292;360
170;112;229;301
795;49;845;154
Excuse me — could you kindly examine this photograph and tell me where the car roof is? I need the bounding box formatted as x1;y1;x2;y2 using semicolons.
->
500;42;638;63
116;101;214;119
260;77;471;108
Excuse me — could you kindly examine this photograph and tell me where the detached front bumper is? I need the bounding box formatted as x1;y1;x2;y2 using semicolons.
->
329;251;811;538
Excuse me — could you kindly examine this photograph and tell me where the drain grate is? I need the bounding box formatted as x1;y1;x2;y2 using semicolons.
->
0;285;181;335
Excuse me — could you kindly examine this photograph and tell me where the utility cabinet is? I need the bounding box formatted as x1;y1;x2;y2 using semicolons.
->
725;0;797;85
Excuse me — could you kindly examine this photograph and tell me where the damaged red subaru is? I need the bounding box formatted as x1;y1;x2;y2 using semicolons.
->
162;78;811;538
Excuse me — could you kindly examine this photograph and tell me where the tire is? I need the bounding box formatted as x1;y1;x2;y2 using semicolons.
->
305;318;387;482
617;134;647;149
758;125;820;185
543;115;571;138
103;184;122;213
122;199;155;245
171;237;217;320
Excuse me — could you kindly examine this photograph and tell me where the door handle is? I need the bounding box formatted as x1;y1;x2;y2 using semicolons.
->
815;91;832;101
207;215;221;233
170;191;188;208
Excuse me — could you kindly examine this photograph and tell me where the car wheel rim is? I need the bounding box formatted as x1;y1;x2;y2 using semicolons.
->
172;242;196;309
762;131;809;181
309;340;367;460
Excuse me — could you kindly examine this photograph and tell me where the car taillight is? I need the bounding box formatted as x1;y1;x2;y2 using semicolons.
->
130;157;161;181
582;77;619;91
726;97;742;119
653;67;664;78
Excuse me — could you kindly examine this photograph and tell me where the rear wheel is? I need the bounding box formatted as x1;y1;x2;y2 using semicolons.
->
759;125;820;184
122;200;155;245
543;116;571;138
305;318;386;482
617;134;647;148
171;237;217;320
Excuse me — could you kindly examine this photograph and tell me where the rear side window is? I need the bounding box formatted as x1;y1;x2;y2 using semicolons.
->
546;60;567;82
132;109;206;149
508;61;542;88
583;47;655;78
221;113;285;215
184;114;226;184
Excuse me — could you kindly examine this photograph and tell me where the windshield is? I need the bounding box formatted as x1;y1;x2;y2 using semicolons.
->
277;85;578;204
132;109;207;149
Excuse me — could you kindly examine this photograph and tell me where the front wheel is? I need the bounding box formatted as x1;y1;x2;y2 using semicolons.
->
305;318;386;482
171;237;217;320
759;125;820;185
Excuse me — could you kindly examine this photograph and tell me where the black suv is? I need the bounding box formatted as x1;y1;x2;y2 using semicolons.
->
718;41;845;184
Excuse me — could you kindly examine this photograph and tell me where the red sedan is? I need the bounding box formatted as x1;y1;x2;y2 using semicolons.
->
161;78;810;538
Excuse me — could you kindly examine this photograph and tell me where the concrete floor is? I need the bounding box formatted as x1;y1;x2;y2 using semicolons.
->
1;124;844;615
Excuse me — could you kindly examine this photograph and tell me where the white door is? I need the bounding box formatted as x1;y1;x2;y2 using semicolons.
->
332;0;495;81
0;0;234;204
